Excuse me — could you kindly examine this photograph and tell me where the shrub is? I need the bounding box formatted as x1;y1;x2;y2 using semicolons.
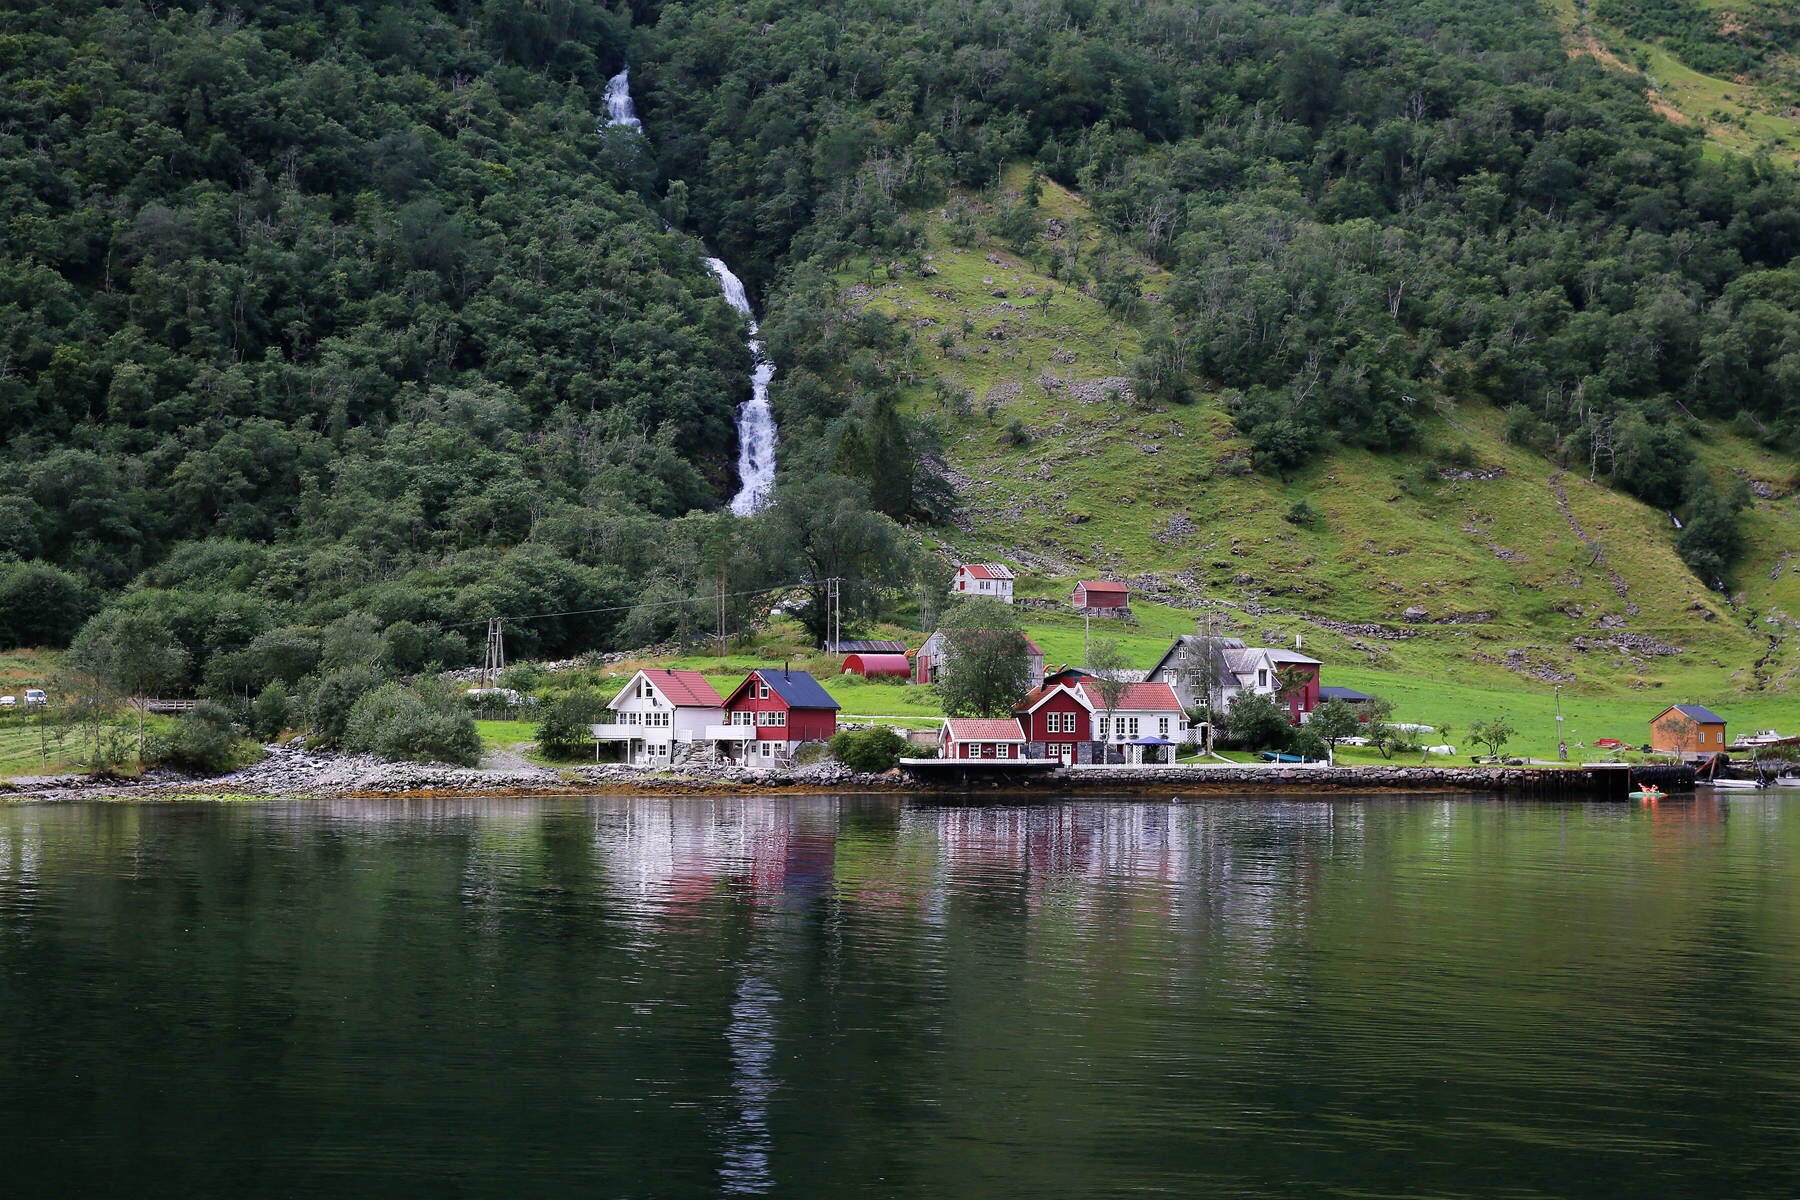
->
151;701;245;774
829;726;910;773
250;680;289;741
535;689;610;760
1284;498;1320;528
1221;691;1291;752
307;667;378;749
342;682;482;766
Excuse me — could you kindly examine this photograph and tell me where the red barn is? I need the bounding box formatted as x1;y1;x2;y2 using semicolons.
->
720;668;840;765
1014;680;1096;764
939;718;1029;760
1072;580;1129;614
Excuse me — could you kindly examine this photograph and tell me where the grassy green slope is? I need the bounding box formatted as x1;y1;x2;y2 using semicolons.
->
843;171;1800;720
1548;0;1800;162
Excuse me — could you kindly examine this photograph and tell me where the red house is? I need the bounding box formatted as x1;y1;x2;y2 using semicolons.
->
939;718;1029;760
1013;680;1096;764
1072;580;1129;614
1265;649;1320;724
720;668;840;765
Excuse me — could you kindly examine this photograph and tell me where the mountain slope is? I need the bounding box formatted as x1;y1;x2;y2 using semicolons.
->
840;171;1800;696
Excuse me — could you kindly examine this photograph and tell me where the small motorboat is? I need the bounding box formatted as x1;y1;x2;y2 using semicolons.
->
1697;777;1765;790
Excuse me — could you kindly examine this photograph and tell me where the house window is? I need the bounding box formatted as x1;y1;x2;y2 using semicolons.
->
1123;717;1139;739
757;681;769;700
1258;669;1268;688
1098;716;1109;739
1159;717;1170;737
641;679;653;699
733;711;753;726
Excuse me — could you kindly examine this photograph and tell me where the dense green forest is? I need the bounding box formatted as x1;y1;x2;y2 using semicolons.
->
1;0;1798;730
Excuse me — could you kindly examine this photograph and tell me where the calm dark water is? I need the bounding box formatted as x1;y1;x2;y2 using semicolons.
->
2;793;1797;1198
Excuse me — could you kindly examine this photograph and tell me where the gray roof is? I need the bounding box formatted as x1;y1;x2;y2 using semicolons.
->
826;639;908;654
1320;686;1373;702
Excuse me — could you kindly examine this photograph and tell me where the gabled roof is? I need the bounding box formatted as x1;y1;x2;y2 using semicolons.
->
1660;704;1725;725
1014;681;1095;715
943;718;1027;742
1075;579;1129;596
827;639;908;654
733;668;840;711
612;668;724;710
958;563;1015;581
1076;681;1185;712
1145;634;1247;680
1265;648;1322;666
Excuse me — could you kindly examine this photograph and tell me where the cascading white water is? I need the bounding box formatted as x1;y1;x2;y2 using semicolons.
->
603;65;641;130
705;259;779;514
603;66;777;514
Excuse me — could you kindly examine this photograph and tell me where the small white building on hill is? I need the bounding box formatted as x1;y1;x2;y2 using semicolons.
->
951;563;1015;603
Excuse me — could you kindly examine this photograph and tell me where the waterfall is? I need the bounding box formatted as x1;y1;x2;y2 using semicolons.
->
603;66;777;514
707;259;779;515
603;66;641;130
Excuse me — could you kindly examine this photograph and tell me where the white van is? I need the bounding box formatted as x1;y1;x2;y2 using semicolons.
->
23;689;47;706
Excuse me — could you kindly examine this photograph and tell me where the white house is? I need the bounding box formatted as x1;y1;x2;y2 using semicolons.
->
590;668;726;765
950;563;1015;603
1146;627;1323;727
1079;680;1190;758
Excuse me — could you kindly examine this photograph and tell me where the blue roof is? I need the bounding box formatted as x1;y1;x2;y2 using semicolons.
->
1669;704;1725;725
749;668;840;711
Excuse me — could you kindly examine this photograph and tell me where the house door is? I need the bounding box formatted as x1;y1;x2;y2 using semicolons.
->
1058;743;1071;764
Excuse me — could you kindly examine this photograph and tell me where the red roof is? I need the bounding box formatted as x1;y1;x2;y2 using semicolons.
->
1076;681;1184;712
1013;682;1094;715
637;669;724;708
1076;580;1129;597
959;563;1014;581
944;718;1027;742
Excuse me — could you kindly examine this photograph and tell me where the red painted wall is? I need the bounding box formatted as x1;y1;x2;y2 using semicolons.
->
1021;689;1090;742
1282;665;1320;724
724;678;837;741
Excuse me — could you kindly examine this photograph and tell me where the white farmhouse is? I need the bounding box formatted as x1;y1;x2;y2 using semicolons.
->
950;563;1015;603
590;668;726;765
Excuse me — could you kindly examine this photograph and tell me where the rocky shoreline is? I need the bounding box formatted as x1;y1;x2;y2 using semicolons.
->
0;744;1689;802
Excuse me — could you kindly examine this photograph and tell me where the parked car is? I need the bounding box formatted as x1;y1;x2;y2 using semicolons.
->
22;688;47;706
0;695;14;707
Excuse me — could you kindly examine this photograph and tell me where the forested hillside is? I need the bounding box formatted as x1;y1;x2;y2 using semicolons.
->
0;0;1796;713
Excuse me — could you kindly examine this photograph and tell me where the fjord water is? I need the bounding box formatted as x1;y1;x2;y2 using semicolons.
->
2;795;1797;1198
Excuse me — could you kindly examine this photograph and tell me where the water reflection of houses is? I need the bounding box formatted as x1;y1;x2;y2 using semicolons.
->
591;798;839;919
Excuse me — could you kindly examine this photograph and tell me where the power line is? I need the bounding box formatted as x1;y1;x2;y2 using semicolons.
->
436;581;814;630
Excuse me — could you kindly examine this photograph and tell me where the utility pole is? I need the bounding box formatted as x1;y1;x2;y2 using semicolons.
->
825;576;842;651
1556;685;1567;762
484;617;505;690
715;568;728;659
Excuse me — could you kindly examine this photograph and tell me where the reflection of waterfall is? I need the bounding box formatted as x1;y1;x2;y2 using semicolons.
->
707;259;779;514
720;970;780;1194
603;65;641;130
602;66;777;514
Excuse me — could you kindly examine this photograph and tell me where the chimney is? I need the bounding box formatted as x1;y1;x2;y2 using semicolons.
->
1296;634;1303;650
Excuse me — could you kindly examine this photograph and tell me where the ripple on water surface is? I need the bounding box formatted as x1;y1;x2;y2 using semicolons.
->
0;793;1796;1198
